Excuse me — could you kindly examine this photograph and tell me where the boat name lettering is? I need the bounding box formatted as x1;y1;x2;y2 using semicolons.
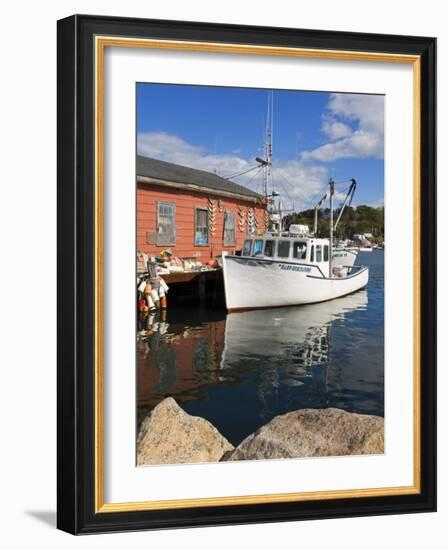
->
278;264;311;273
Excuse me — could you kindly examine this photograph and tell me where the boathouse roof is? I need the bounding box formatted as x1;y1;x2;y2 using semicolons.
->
137;155;264;202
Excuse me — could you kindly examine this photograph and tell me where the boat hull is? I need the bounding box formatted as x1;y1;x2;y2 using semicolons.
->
222;255;369;311
332;247;359;268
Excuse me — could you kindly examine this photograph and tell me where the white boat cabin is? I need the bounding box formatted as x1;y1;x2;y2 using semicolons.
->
240;236;331;278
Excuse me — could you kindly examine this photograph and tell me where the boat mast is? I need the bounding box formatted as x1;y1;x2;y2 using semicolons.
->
256;92;273;197
278;201;282;236
313;193;327;236
329;178;335;278
256;91;276;232
334;178;357;231
265;91;273;199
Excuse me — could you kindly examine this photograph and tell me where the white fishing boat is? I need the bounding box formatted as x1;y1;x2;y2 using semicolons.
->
222;180;368;311
222;236;368;311
222;95;368;312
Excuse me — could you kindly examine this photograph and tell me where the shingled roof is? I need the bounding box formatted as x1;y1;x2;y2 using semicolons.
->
137;156;263;201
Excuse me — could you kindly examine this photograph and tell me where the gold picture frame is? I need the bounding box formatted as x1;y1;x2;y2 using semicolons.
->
57;15;436;534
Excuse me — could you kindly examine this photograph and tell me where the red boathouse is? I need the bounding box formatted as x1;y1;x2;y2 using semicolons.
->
137;156;267;262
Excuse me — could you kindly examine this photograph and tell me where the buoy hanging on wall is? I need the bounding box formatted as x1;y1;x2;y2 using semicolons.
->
207;198;217;236
253;210;259;229
238;205;246;232
247;207;256;234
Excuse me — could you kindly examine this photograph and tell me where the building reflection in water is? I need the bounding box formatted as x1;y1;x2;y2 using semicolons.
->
137;309;227;409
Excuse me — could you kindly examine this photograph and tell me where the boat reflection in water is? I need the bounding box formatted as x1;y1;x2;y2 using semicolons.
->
137;285;384;446
222;290;368;369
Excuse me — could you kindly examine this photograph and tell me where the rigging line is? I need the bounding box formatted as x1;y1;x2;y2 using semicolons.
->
306;180;354;212
273;166;312;207
308;183;347;211
272;173;294;209
224;164;260;180
335;185;350;197
243;165;264;193
271;174;287;201
333;179;353;185
284;186;324;213
332;185;353;209
271;169;290;200
272;172;293;203
279;189;295;212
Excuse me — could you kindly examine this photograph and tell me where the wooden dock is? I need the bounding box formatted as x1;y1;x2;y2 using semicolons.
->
142;268;224;305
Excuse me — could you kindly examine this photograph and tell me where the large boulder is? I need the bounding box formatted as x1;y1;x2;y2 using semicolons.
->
222;408;384;461
137;397;234;465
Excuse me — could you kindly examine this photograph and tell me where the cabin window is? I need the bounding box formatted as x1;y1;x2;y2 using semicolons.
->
223;211;236;246
324;245;329;262
264;240;275;257
310;245;314;262
194;208;209;246
316;245;322;262
157;201;176;246
252;239;264;256
293;241;307;260
277;240;290;258
242;239;252;256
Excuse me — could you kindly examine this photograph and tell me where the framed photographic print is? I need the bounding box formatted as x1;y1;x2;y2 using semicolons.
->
57;14;436;534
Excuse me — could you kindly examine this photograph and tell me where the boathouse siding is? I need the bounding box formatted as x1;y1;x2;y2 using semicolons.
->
137;156;267;262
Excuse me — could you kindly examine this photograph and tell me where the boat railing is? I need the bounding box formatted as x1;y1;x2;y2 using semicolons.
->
341;264;367;276
265;231;312;238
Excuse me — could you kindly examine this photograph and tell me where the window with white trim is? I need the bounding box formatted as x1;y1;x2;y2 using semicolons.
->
223;211;236;246
195;208;209;246
156;201;176;246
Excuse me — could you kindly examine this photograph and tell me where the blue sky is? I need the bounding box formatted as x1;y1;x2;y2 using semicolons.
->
137;83;384;211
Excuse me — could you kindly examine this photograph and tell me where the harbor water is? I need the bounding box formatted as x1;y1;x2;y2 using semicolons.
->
137;250;384;446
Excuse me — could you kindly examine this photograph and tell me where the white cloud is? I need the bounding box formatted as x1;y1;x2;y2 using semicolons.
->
321;114;353;140
301;93;384;162
272;161;328;211
137;131;330;211
138;132;248;176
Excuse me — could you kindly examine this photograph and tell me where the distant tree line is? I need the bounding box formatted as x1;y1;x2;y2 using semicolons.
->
283;205;385;243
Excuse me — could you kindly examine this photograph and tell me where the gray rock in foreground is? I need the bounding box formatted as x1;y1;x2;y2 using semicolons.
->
222;408;384;461
137;397;234;465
